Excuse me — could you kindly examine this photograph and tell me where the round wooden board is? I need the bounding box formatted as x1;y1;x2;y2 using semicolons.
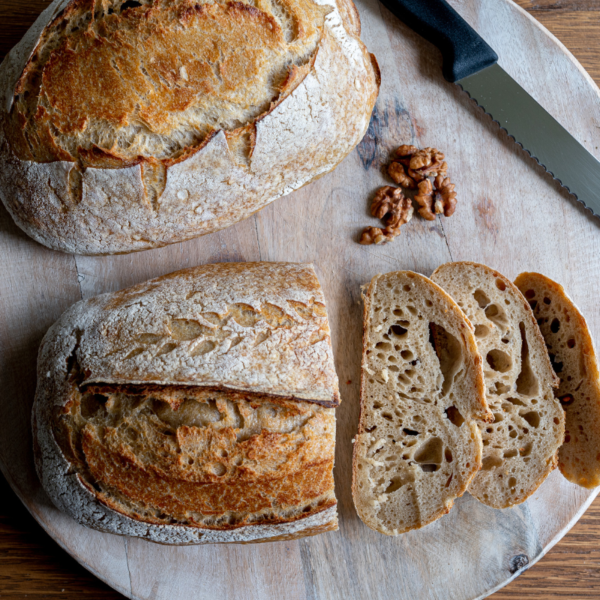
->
1;0;600;598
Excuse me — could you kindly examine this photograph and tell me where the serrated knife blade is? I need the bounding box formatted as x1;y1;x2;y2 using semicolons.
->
457;64;600;217
379;0;600;218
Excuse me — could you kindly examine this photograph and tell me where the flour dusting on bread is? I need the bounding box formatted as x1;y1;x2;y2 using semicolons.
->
33;262;340;543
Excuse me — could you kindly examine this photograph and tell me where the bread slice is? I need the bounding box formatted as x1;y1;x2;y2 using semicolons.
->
515;272;600;489
33;262;340;544
352;271;490;535
432;262;565;508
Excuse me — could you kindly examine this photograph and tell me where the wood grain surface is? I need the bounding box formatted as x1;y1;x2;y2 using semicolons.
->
1;0;600;598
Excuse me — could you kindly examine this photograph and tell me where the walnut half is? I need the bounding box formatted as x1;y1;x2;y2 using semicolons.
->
415;176;457;220
361;186;414;244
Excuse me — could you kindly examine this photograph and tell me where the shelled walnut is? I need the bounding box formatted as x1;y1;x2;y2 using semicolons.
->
360;187;414;245
388;145;448;187
359;144;457;245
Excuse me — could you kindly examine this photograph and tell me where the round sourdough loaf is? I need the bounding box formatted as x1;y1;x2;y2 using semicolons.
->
0;0;379;254
33;262;341;543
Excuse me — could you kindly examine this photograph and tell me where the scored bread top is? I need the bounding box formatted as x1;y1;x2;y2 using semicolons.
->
0;0;380;254
39;262;340;405
352;271;490;536
432;262;565;508
6;0;330;166
515;272;600;489
33;261;340;543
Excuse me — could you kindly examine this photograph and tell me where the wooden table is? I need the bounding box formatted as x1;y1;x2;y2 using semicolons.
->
1;0;600;598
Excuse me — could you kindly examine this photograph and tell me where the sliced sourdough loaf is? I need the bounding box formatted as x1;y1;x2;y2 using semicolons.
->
352;271;490;535
33;262;340;544
432;262;565;508
515;272;600;489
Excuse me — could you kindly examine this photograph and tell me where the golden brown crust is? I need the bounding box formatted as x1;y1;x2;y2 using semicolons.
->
34;261;340;543
515;272;600;489
0;0;380;254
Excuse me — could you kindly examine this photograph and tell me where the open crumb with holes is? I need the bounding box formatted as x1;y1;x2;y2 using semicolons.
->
352;271;490;535
515;272;600;489
33;262;340;544
432;262;565;508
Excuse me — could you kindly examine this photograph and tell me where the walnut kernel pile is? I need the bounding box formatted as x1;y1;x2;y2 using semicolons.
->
360;145;457;245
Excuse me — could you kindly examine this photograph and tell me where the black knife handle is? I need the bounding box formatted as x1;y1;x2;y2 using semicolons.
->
380;0;498;82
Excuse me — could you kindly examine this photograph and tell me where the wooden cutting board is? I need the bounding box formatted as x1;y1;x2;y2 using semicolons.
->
1;0;600;598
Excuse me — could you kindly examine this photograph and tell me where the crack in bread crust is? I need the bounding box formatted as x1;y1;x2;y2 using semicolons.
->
55;379;336;529
33;262;340;543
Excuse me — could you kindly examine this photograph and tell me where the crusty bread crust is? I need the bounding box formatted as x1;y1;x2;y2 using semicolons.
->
432;262;565;508
33;262;340;543
352;271;490;535
0;0;379;255
515;272;600;489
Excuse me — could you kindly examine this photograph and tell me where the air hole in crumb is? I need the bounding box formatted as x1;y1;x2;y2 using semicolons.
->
474;289;490;308
524;289;535;299
125;347;145;359
487;349;512;373
504;449;518;458
419;464;439;472
445;448;453;462
485;304;508;327
520;443;532;457
429;323;463;396
567;338;576;349
549;353;564;374
385;472;414;493
506;397;525;406
475;324;490;338
496;279;506;291
414;437;443;466
389;323;409;338
550;318;561;333
401;350;414;361
544;297;551;304
403;428;419;436
493;382;511;395
445;406;464;427
403;285;411;292
121;0;142;11
482;455;503;470
508;477;517;488
521;411;540;428
516;323;539;395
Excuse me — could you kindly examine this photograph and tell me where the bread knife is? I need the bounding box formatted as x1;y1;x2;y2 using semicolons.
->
379;0;600;218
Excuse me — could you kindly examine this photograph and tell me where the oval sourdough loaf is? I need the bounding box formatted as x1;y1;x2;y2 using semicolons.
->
0;0;379;255
515;272;600;489
33;262;341;543
432;262;565;509
352;271;490;535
